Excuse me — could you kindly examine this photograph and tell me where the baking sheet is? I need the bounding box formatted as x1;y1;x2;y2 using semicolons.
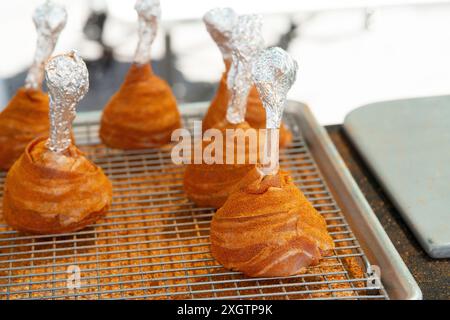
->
0;101;421;299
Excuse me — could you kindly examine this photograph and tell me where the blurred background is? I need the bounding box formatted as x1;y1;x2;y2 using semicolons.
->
0;0;450;125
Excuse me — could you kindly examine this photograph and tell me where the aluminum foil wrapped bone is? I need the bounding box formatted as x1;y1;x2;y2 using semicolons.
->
225;14;264;124
25;1;67;90
45;51;89;153
203;7;237;61
252;47;298;176
252;47;298;129
134;0;161;65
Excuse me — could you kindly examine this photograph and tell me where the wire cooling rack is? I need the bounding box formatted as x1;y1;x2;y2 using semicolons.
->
0;112;388;300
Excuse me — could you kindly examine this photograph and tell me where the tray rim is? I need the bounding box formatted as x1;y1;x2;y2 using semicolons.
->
73;100;422;300
286;101;421;300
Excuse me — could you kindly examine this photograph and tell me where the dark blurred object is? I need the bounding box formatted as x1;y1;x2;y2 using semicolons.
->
83;10;107;43
83;8;113;66
82;8;117;111
274;19;299;50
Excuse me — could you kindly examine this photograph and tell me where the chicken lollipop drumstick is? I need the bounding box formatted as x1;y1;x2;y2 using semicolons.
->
0;1;67;169
210;47;334;277
100;0;181;149
3;51;112;234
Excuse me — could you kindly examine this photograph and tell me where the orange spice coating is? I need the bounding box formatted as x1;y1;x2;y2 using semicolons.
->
0;88;49;170
183;120;262;209
210;168;334;277
202;68;292;148
100;64;181;149
2;137;112;234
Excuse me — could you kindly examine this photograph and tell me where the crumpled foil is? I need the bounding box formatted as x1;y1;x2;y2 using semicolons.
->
45;51;89;153
225;14;264;124
134;0;161;65
25;1;67;90
252;47;298;176
252;47;298;129
203;7;237;61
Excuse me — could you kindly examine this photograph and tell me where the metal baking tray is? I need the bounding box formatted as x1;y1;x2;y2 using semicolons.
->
0;101;421;300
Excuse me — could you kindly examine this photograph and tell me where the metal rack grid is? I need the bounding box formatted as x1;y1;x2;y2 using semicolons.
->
0;112;389;300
